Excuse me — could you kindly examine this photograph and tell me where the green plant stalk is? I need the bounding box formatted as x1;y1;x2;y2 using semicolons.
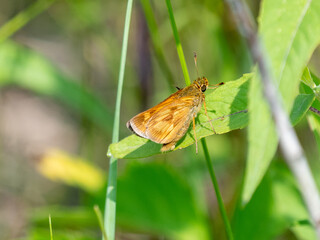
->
104;0;133;239
201;139;234;240
49;214;53;240
140;0;175;91
94;205;108;240
165;0;191;86
0;0;54;43
165;0;233;238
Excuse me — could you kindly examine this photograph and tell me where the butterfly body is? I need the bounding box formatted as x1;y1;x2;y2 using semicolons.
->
127;77;209;152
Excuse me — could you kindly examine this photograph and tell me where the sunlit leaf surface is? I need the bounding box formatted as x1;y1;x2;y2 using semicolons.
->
243;0;320;204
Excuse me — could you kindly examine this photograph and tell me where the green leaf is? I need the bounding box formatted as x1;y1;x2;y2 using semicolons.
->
290;94;315;125
117;162;211;240
108;74;251;159
109;73;315;159
244;88;315;204
233;169;281;240
302;68;320;101
272;163;317;240
233;162;316;240
243;0;320;204
0;41;113;133
301;68;315;89
310;72;320;101
307;112;320;153
245;75;278;204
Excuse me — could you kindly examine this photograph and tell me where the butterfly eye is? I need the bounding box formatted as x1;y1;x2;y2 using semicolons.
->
201;85;207;92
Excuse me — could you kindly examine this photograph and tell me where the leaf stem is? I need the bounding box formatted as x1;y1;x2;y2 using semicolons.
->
104;0;133;239
201;139;234;240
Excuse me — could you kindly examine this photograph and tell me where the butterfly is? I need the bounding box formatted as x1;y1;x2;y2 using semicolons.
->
127;77;223;153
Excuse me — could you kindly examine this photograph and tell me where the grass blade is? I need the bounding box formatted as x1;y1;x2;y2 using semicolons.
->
0;0;54;43
165;0;190;86
94;205;108;240
140;0;175;91
49;214;53;240
104;0;134;239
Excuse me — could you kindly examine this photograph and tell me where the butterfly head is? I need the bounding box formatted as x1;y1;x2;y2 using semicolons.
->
194;77;209;92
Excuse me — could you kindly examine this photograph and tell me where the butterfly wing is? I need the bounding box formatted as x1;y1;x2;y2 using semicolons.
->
145;96;198;144
127;90;182;138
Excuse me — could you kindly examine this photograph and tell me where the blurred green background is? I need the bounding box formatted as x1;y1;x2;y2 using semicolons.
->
0;0;320;239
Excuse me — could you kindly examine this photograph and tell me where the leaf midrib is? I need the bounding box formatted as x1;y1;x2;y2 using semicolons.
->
278;0;312;83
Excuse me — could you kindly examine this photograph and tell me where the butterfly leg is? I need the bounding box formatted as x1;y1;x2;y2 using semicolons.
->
161;142;176;152
203;99;216;134
192;117;198;154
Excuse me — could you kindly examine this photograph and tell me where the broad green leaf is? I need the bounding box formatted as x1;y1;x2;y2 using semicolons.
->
244;0;320;204
244;83;315;205
117;162;210;240
0;41;113;133
108;74;251;159
233;162;316;240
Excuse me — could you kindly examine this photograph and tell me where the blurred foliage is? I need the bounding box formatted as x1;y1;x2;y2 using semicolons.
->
234;162;316;240
38;149;105;193
0;0;320;240
117;162;211;240
0;40;113;134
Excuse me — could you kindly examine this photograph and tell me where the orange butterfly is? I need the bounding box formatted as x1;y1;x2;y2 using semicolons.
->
127;77;222;153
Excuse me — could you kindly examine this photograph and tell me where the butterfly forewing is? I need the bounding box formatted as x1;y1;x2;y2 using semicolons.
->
146;96;196;144
127;90;182;138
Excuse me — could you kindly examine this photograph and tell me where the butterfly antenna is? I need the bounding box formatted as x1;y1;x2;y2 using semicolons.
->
208;82;224;89
193;52;199;78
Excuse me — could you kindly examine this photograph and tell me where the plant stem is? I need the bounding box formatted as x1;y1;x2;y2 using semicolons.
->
165;1;233;238
165;0;191;86
104;0;133;239
201;139;234;240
